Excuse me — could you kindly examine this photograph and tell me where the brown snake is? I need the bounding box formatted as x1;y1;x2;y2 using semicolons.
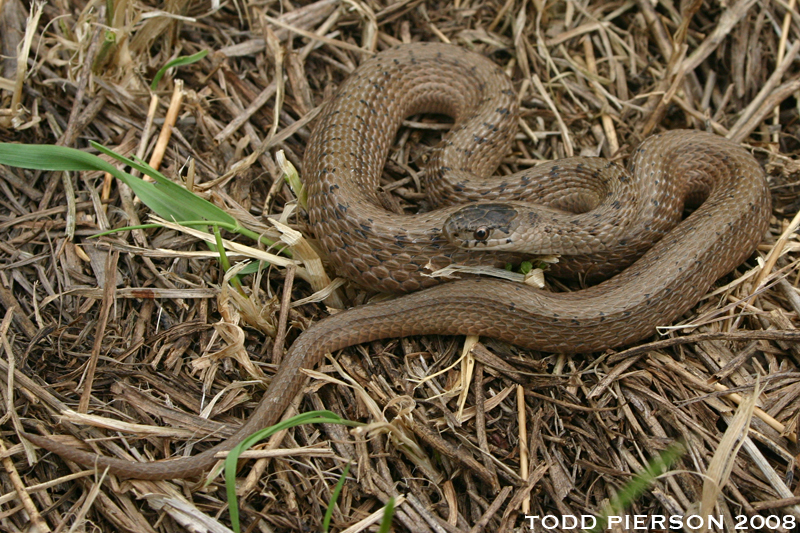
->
24;43;771;480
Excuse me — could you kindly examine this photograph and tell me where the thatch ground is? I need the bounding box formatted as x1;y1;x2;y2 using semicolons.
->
2;0;800;531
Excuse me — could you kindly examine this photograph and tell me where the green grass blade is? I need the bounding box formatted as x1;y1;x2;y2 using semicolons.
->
91;142;239;226
323;462;351;532
586;442;685;532
0;143;117;172
0;143;197;222
277;150;306;210
0;142;246;229
378;498;395;533
225;411;361;533
151;50;208;90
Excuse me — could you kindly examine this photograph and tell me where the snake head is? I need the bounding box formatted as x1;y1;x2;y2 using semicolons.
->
443;203;521;249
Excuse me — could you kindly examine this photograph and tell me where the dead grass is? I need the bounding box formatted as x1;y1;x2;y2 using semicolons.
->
2;0;800;531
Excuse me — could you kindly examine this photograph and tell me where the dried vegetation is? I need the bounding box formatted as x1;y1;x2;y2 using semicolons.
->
2;0;800;531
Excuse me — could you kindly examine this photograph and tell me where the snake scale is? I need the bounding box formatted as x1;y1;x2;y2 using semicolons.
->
23;43;771;480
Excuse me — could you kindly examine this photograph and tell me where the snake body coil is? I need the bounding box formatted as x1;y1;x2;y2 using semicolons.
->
24;43;771;480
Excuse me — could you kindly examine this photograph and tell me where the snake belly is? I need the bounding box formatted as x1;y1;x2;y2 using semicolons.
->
22;43;771;480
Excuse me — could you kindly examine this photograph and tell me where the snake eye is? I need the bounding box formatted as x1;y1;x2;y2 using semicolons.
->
473;227;490;241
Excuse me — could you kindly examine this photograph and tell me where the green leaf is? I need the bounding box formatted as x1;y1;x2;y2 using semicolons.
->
277;150;307;210
91;142;239;226
0;143;238;227
378;498;395;533
0;142;290;283
586;442;685;533
224;411;361;533
236;261;268;275
0;142;116;172
151;50;209;90
323;462;351;532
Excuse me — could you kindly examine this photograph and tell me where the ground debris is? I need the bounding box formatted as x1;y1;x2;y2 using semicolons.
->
1;1;799;532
